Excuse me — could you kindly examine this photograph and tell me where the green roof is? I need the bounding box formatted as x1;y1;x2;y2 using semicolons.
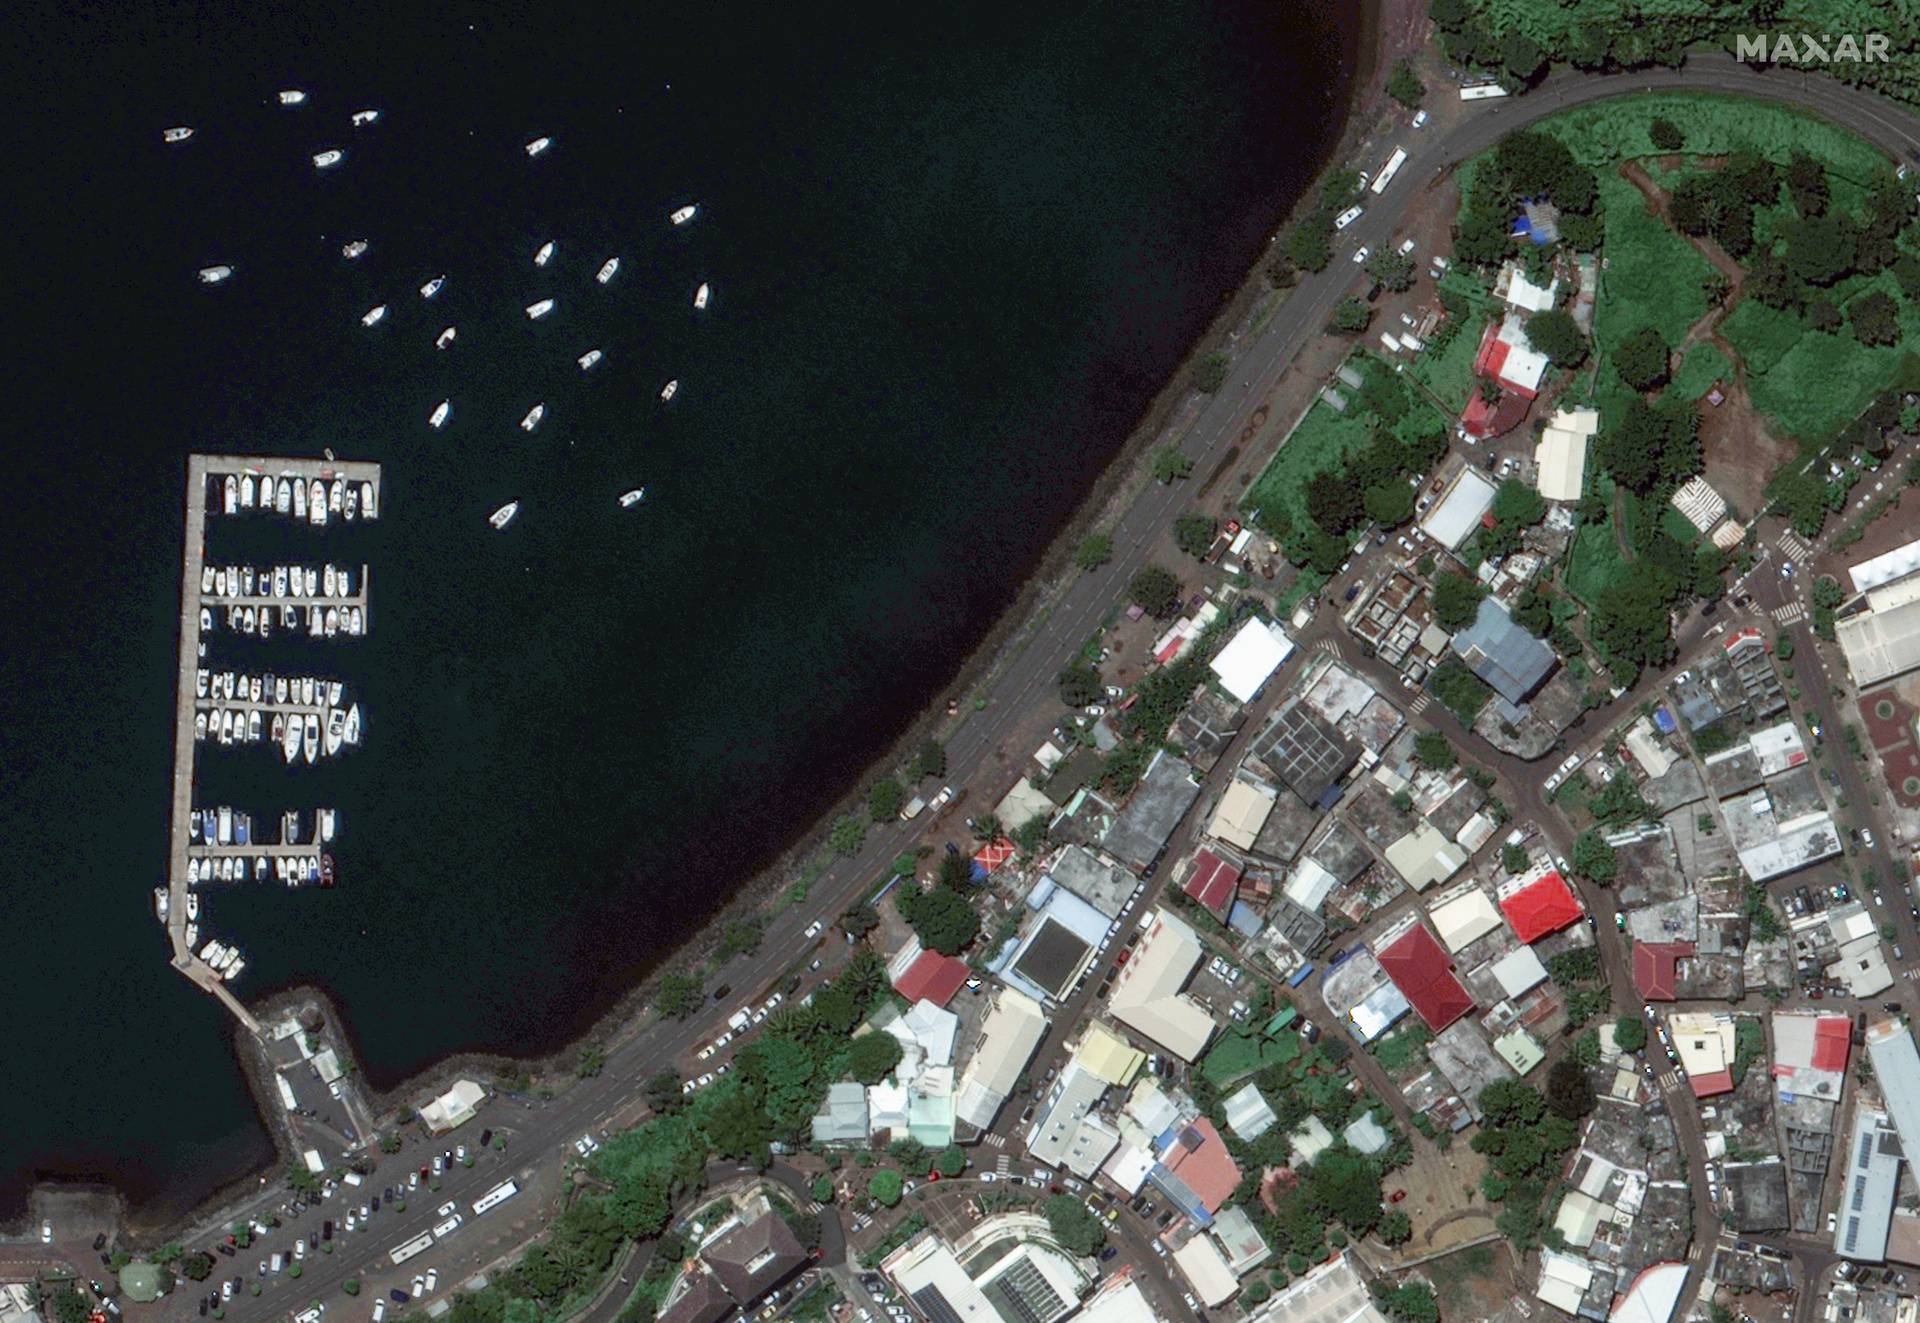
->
119;1263;165;1304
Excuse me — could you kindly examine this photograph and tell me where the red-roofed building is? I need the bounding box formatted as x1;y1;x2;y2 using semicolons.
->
1375;923;1475;1032
974;837;1016;874
1497;868;1585;944
1184;850;1241;921
1471;313;1549;398
1459;388;1533;441
893;949;970;1007
1812;1016;1851;1072
1633;941;1695;1002
1690;1069;1734;1098
1152;1117;1241;1216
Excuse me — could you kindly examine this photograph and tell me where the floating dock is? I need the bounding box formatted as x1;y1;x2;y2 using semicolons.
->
165;455;381;1034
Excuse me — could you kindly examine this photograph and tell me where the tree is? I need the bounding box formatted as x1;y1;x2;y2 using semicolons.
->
1431;572;1485;632
1128;565;1182;618
1853;290;1902;346
1363;482;1414;526
644;1071;685;1113
1501;843;1529;874
868;1170;904;1207
1786;150;1829;216
914;740;947;779
1498;30;1546;86
1332;298;1372;334
889;1136;929;1172
50;1291;89;1323
1591;577;1676;672
936;1146;968;1177
1305;1145;1386;1236
1192;353;1229;394
1572;830;1618;885
1376;1282;1440;1323
1613;1015;1648;1052
1377;1209;1414;1246
656;970;705;1019
1386;60;1425;108
1058;663;1102;708
1785;214;1856;286
1413;730;1455;770
1074;532;1113;572
1649;117;1684;150
1545;1057;1596;1119
578;1046;605;1078
1812;576;1846;610
1152;447;1195;484
1307;470;1366;537
1044;1195;1107;1256
179;1252;215;1282
1174;514;1217;559
1807;296;1842;333
838;903;879;939
896;883;979;955
1614;325;1671;391
1772;471;1829;538
1365;250;1417;293
1525;308;1587;368
1286;223;1332;273
866;778;906;823
811;1174;835;1204
828;815;867;858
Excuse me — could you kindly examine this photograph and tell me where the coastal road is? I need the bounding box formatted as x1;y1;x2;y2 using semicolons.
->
142;55;1920;1323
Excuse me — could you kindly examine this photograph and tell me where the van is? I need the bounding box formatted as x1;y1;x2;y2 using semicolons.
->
898;795;926;822
726;1008;752;1033
343;1172;363;1187
269;1253;283;1273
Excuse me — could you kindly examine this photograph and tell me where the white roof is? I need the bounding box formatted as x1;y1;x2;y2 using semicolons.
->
1284;859;1338;912
954;988;1047;1129
888;999;961;1068
1383;820;1467;891
419;1078;486;1133
1209;779;1277;851
1838;575;1920;686
1536;1249;1595;1314
1100;1141;1155;1195
1419;467;1499;551
1289;1114;1335;1166
1428;887;1502;952
1867;1021;1920;1167
1489;312;1550;394
1851;535;1920;593
1211;617;1296;704
1609;1262;1688;1323
995;776;1059;831
1245;1254;1387;1323
1172;1237;1240;1307
1490;945;1549;998
1500;260;1560;313
1223;1082;1279;1140
1623;720;1674;779
1107;909;1216;1061
1076;1282;1158;1323
1670;475;1728;533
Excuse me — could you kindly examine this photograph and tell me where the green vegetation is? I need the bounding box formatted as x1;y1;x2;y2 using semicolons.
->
1279;169;1367;275
1571;830;1618;885
1731;1017;1766;1086
1386;60;1425;109
1671;342;1732;400
1073;533;1112;572
1128;565;1182;618
1152;446;1195;484
895;879;980;956
1431;571;1485;632
869;1170;903;1207
1370;1023;1433;1074
1474;1080;1579;1248
1412;730;1456;771
1376;1283;1441;1323
849;1033;904;1085
1174;514;1218;559
1613;1015;1647;1052
1044;1196;1107;1256
1201;1025;1302;1087
867;779;905;823
828;815;867;858
1429;657;1493;723
1501;843;1529;874
1332;298;1373;334
1525;308;1588;367
1193;353;1229;394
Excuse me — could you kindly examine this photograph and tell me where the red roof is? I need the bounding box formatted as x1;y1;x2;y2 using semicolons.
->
893;950;970;1007
1158;1118;1241;1213
974;837;1016;874
1689;1070;1734;1098
1458;385;1534;441
1812;1016;1852;1073
1376;924;1475;1032
1184;850;1241;921
1499;871;1584;943
1632;941;1695;1002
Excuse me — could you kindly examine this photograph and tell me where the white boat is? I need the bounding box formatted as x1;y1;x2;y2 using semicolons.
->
327;678;342;704
694;282;710;309
525;136;552;157
249;675;262;702
534;241;554;267
153;888;169;921
578;349;602;371
342;240;369;259
351;109;380;126
303;713;320;763
163;126;194;144
659;379;679;402
420;275;445;299
223;474;238;512
525;298;554;320
279;89;307;106
323;564;338;597
194;711;207;740
361;481;377;518
435;325;456;349
199;265;233;284
248;710;262;741
282;714;301;761
274;566;287;597
669;204;697;225
619;487;647;508
310;488;327;526
320;808;336;842
223;957;245;982
301;676;315;705
430;400;451;429
200;567;213;594
361;304;387;327
184;922;198;947
344;704;361;745
217;807;233;843
293;479;307;519
325;607;339;636
195;668;209;696
305;567;318;596
490;501;520;530
520;404;545;432
596;257;619;284
329;480;343;513
241;474;255;507
313;149;344;169
347;606;363;635
276;478;292;512
275;677;288;702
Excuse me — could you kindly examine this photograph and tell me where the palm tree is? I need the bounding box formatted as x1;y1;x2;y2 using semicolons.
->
970;813;1005;842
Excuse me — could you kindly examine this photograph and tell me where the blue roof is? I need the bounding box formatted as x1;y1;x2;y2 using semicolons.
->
1451;598;1557;705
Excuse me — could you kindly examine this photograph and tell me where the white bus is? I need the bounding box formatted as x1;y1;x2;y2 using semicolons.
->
1370;148;1408;195
389;1233;434;1267
472;1180;519;1217
1460;82;1509;101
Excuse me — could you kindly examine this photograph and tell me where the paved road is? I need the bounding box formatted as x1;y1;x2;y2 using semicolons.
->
115;53;1920;1323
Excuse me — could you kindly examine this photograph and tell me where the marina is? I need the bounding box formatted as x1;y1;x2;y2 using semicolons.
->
163;454;381;1032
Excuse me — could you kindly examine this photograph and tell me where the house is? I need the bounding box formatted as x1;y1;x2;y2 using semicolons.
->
703;1212;809;1310
657;1266;734;1323
1383;820;1467;892
1451;598;1558;705
1172;1236;1240;1307
1208;780;1277;853
1633;941;1694;1002
894;948;973;1007
1210;617;1296;704
1669;1011;1737;1097
1103;751;1202;872
1428;885;1503;954
1108;910;1217;1062
1495;260;1560;313
1497;865;1584;943
1250;701;1359;810
1533;405;1598;502
1148;1117;1241;1223
1375;921;1475;1032
418;1079;486;1134
955;988;1047;1131
1183;849;1242;922
1472;313;1551;398
1837;575;1920;688
1419;466;1499;551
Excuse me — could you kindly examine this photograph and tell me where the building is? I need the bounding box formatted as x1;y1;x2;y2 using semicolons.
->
1669;1011;1737;1097
1375;921;1475;1032
1076;1282;1157;1323
1835;1108;1901;1262
885;1220;1089;1323
998;880;1112;1004
1772;1012;1851;1103
1211;1205;1272;1274
1382;820;1467;892
1866;1020;1920;1161
657;1266;734;1323
1428;885;1503;954
1026;1063;1114;1174
1043;847;1140;920
1223;1082;1279;1141
955;988;1047;1131
1103;751;1202;872
1472;313;1551;397
1172;1236;1240;1307
1490;945;1549;998
1497;865;1584;943
1147;1116;1241;1223
1851;536;1920;593
418;1079;486;1133
1451;597;1558;704
1495;260;1560;313
1633;940;1693;1002
1723;628;1787;718
894;948;973;1007
704;1212;809;1310
1208;780;1277;853
1210;617;1297;704
1419;466;1500;551
1533;405;1598;502
1837;575;1920;687
1183;849;1241;922
1244;1253;1388;1323
811;1080;871;1145
1108;909;1216;1061
1251;701;1359;810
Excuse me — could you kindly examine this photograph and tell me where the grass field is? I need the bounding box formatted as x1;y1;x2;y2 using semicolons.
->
1243;395;1381;532
1410;310;1487;414
1719;299;1805;374
1724;271;1920;442
1534;92;1892;183
1200;1026;1301;1088
1593;173;1713;353
1671;342;1733;401
1564;478;1632;605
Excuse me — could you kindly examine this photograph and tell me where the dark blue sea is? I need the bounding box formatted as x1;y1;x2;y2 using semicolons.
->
1;0;1358;1219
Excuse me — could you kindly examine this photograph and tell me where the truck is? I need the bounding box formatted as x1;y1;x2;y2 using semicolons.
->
897;795;926;821
1369;147;1408;195
726;1007;752;1033
1379;331;1403;353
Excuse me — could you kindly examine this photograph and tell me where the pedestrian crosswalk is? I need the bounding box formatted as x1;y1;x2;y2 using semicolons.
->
1315;637;1343;659
1772;602;1806;627
981;1132;1006;1150
1407;691;1431;715
1776;529;1814;565
1656;1069;1682;1091
995;1154;1013;1174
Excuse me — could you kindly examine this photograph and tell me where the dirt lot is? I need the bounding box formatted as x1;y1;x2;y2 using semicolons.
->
1697;379;1797;518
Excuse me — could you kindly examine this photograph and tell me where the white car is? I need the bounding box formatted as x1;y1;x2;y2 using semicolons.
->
1412;109;1430;128
763;992;784;1012
39;1222;50;1244
929;786;954;809
1352;245;1370;265
436;1202;457;1219
1397;237;1416;255
373;1303;387;1323
682;1078;698;1095
411;1276;426;1298
714;1030;733;1048
696;1073;714;1088
803;920;823;940
424;1270;439;1293
697;1044;715;1061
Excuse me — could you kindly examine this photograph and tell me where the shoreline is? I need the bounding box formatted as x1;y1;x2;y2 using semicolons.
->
74;0;1404;1249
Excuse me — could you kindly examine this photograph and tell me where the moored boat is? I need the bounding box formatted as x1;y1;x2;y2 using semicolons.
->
659;379;679;402
490;501;520;530
344;704;361;745
435;325;456;349
361;303;387;327
342;239;369;259
430;399;451;429
534;240;554;267
303;713;320;763
199;265;233;284
596;257;619;284
278;89;307;105
619;487;647;507
312;148;344;169
578;349;602;371
525;298;554;320
520;403;545;432
694;282;710;309
525;136;552;157
361;481;377;518
163;126;194;144
351;109;380;126
669;204;697;225
420;275;445;299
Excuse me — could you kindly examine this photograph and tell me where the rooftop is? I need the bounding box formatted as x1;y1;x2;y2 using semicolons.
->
1451;597;1557;706
1375;921;1475;1032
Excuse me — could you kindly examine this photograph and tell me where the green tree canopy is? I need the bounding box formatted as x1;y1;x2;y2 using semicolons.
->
867;779;905;822
1413;730;1456;770
1128;565;1182;618
1153;446;1196;483
1572;830;1618;885
1613;325;1671;392
936;1146;968;1177
868;1170;904;1207
1074;532;1113;572
1386;61;1425;108
1333;299;1373;334
1613;1015;1648;1052
1044;1196;1108;1256
1524;308;1587;367
896;883;979;956
848;1032;904;1085
1363;482;1415;526
1431;572;1486;633
1174;514;1218;559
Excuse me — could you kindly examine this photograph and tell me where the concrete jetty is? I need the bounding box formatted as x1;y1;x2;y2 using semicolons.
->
165;455;381;1036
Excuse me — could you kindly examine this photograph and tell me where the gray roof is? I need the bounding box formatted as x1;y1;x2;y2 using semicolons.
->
1252;701;1359;809
1835;1110;1901;1262
1451;598;1557;706
1103;750;1201;871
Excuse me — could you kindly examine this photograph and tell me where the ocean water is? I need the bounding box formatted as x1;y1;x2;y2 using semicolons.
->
1;1;1357;1219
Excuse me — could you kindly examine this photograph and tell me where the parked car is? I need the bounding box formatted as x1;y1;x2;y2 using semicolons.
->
1351;245;1371;265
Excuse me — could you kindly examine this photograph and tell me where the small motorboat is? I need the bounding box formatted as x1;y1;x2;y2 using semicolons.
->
361;304;387;327
240;474;255;507
194;711;207;740
694;282;711;310
275;676;288;702
435;325;456;349
293;479;307;518
430;400;451;429
303;713;320;763
325;709;345;756
276;478;292;512
525;136;552;157
345;485;357;519
342;240;369;259
351;109;380;126
200;567;214;594
670;204;698;225
578;349;602;371
420;275;445;299
596;257;619;284
490;501;520;530
323;564;337;597
327;677;343;706
325;607;339;636
274;566;288;597
619;487;647;508
659;379;679;402
320;808;336;842
328;480;343;513
278;89;307;105
521;404;545;432
247;710;262;742
361;481;377;518
223;474;238;512
305;567;318;596
163;126;194;144
199;265;233;284
312;149;344;169
525;298;554;320
534;241;554;267
344;704;362;745
153;888;169;921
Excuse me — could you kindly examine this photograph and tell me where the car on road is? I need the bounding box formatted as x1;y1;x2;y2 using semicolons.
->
803;920;823;940
1351;245;1370;265
437;1203;457;1219
40;1223;50;1244
372;1303;387;1323
929;786;954;810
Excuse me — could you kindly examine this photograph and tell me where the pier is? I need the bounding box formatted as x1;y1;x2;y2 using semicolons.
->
165;454;381;1036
